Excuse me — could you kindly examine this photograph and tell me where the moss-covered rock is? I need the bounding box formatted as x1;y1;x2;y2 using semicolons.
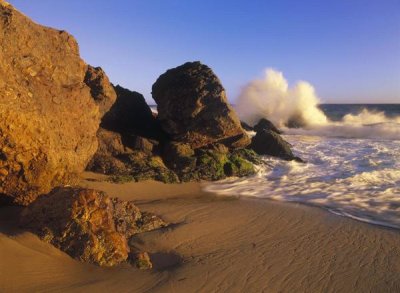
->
172;146;257;182
122;152;179;183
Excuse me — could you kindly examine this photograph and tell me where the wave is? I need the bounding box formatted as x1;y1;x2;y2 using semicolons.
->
236;69;400;140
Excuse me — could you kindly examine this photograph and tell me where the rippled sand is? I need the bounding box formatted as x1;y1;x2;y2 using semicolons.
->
1;174;400;292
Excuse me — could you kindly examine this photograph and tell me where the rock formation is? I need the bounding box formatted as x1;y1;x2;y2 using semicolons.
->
87;126;177;183
253;118;282;134
152;61;250;149
89;64;258;183
21;187;167;267
84;65;117;117
250;129;303;162
0;1;100;205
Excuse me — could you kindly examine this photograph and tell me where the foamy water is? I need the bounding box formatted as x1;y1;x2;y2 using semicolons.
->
204;69;400;229
205;134;400;229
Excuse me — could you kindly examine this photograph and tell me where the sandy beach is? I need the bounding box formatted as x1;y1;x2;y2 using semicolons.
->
0;173;399;292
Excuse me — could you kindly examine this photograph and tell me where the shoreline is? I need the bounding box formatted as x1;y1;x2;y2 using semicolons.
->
1;175;400;292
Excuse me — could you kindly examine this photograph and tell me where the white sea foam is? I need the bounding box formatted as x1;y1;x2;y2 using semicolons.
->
214;69;400;229
204;135;400;229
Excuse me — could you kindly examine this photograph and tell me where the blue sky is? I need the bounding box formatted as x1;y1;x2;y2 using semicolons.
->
9;0;400;104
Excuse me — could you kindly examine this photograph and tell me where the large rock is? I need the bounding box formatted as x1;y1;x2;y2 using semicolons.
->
0;2;100;205
84;65;117;117
21;187;167;267
152;61;250;149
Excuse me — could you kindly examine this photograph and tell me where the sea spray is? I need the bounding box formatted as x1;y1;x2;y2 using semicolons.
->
236;69;400;140
236;69;328;127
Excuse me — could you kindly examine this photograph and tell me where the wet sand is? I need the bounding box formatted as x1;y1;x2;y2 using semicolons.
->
1;173;400;292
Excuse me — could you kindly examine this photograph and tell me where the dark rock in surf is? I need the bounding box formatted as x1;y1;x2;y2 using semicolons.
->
253;118;282;134
250;130;303;162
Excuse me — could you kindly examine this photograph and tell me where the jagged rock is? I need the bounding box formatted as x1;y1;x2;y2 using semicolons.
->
87;128;132;175
0;2;100;205
20;187;167;267
112;198;167;237
253;118;282;134
87;128;178;183
102;85;166;140
250;130;302;162
20;188;129;266
152;61;250;149
84;65;117;117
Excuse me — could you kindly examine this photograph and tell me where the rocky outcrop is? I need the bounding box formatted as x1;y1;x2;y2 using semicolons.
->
163;142;259;181
152;61;250;149
87;128;178;183
84;65;117;117
253;118;282;134
21;187;167;267
86;84;177;182
89;64;258;183
0;2;100;205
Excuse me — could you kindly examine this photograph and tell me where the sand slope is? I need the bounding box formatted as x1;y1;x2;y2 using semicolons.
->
1;175;399;292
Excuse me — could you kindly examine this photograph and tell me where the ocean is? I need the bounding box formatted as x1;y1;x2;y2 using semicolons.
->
205;104;400;229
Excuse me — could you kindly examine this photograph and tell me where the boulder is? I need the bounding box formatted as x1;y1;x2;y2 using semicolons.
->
0;2;100;205
20;187;167;267
250;130;302;162
152;61;250;149
84;65;117;117
253;118;282;134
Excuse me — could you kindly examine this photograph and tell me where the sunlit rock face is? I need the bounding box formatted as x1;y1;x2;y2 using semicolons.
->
152;61;250;149
84;65;117;117
20;187;167;267
0;1;101;205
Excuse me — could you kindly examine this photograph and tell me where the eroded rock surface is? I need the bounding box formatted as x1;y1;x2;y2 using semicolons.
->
21;187;167;267
87;128;178;183
0;2;100;205
84;65;117;117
